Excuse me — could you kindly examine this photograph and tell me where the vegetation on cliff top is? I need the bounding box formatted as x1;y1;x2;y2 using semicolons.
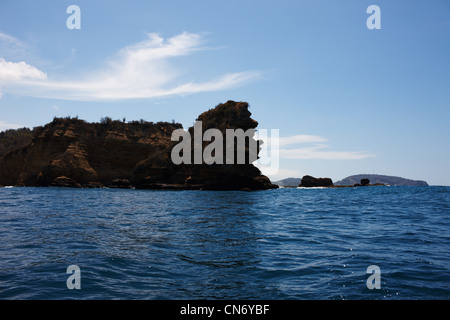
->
0;116;182;159
0;128;33;159
0;101;277;190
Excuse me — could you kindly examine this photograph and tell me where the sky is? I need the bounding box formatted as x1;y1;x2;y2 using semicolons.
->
0;0;449;185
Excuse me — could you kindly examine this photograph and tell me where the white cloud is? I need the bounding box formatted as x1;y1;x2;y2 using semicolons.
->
261;134;326;148
0;58;47;97
278;134;328;146
0;32;261;101
0;32;20;43
0;32;26;51
0;31;31;62
280;144;374;160
254;133;373;180
0;121;22;131
0;58;47;82
261;133;374;161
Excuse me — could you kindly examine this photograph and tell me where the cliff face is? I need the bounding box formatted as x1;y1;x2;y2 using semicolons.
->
133;100;277;190
0;118;180;188
0;101;278;190
0;128;33;159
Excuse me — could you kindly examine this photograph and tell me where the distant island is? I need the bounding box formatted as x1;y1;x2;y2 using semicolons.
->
0;101;277;191
334;174;428;187
274;174;429;187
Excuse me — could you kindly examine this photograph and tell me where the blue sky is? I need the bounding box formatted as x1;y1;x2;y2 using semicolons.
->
0;0;449;185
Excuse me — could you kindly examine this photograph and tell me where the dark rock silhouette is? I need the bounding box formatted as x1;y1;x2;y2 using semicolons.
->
133;101;278;190
0;128;33;159
110;178;133;189
360;178;370;186
299;175;333;188
50;176;82;188
0;117;178;188
0;101;277;191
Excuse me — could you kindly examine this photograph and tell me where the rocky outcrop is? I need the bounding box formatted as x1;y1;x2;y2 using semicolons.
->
50;176;82;188
298;175;385;188
360;178;370;186
0;101;278;191
298;175;334;188
110;178;133;189
133;101;278;190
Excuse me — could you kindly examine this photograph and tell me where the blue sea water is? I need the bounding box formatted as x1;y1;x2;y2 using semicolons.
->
0;186;449;300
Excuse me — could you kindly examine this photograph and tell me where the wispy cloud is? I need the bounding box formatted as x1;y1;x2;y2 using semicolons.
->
279;144;374;160
0;31;30;60
0;120;23;131
262;134;374;160
0;32;261;101
278;134;327;146
0;32;20;43
0;32;26;50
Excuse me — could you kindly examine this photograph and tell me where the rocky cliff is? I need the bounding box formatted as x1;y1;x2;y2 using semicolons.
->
0;128;33;159
133;100;277;190
0;101;278;191
0;117;180;188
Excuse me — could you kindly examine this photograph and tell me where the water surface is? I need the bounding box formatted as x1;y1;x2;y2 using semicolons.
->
0;186;448;299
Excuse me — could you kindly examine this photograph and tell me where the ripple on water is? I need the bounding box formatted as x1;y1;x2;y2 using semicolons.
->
0;186;449;299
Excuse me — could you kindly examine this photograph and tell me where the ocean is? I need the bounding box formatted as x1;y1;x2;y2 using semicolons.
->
0;186;449;300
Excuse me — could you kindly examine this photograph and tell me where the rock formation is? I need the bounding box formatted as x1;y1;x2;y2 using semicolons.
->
360;178;370;186
298;175;334;188
0;101;278;191
0;117;178;188
133;101;277;190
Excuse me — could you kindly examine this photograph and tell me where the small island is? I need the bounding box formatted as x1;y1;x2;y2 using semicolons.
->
297;175;384;188
274;174;429;188
298;175;334;188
